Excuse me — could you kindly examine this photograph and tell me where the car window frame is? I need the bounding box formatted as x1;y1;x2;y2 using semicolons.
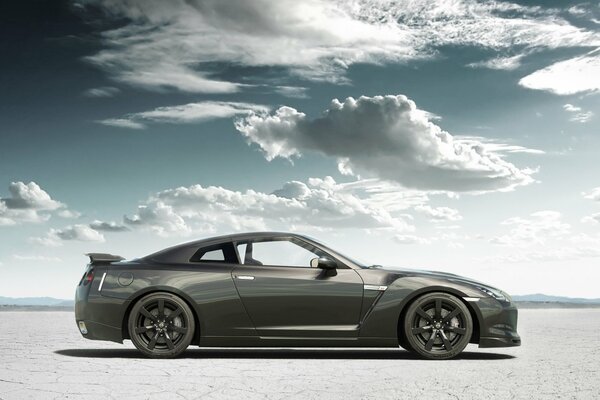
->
233;235;349;269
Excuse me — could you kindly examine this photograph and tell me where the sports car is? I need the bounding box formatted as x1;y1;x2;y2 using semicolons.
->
75;232;520;359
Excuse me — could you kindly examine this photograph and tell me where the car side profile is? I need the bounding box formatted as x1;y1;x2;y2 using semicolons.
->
75;232;520;359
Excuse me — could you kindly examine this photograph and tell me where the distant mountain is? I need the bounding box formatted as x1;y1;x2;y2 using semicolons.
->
513;294;600;304
0;296;74;307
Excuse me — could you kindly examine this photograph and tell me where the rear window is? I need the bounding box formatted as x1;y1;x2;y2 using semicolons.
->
190;242;237;263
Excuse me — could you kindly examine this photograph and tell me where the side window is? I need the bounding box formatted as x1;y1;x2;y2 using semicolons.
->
238;239;324;268
199;249;224;261
237;243;248;263
190;242;237;263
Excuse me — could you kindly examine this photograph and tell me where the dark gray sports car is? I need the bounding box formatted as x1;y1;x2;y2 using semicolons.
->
75;232;520;359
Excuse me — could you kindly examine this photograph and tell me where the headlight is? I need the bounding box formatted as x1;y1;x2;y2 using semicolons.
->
477;286;510;302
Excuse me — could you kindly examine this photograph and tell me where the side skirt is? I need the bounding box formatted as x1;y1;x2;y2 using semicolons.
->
199;336;398;348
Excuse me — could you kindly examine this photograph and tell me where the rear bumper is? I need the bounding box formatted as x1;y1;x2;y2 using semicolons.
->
75;277;128;343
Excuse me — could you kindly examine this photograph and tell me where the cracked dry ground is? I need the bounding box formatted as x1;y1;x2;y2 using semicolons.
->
0;309;599;399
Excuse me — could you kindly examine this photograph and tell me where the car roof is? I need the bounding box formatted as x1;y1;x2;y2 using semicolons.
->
183;231;310;247
142;231;314;263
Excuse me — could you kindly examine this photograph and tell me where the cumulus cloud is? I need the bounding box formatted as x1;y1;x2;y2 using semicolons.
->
583;187;600;201
124;202;192;237
98;101;269;129
519;48;600;95
31;224;105;247
582;213;600;224
0;182;71;226
236;95;536;192
490;211;570;247
2;182;63;210
57;209;82;219
563;104;594;123
78;0;600;93
119;177;419;237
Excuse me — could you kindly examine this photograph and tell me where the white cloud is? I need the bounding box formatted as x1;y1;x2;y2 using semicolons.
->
120;176;416;237
456;136;545;155
31;225;105;247
97;118;145;130
83;86;120;98
89;220;130;232
394;234;432;245
57;209;81;219
482;233;600;263
490;211;570;247
2;182;63;210
236;94;536;192
467;54;525;70
563;104;582;113
583;187;600;201
273;86;309;99
519;48;600;95
567;6;588;17
582;213;600;224
133;102;269;124
98;101;269;129
12;255;62;263
415;205;462;222
80;0;600;92
124;202;192;237
0;182;70;226
563;104;594;123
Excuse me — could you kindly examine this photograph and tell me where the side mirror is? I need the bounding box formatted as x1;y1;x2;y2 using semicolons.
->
310;257;337;270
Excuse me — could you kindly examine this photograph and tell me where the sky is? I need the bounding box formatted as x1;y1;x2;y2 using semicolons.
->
1;0;599;299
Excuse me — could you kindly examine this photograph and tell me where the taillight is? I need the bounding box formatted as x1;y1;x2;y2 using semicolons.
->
83;268;94;286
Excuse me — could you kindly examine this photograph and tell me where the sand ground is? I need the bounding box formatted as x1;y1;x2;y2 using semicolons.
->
0;309;598;399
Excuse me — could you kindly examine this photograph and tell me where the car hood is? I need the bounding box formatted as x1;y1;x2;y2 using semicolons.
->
370;265;497;290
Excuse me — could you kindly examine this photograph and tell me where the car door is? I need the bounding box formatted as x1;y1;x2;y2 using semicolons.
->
231;236;364;338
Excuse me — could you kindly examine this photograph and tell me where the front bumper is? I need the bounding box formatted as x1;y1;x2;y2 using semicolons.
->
466;297;521;348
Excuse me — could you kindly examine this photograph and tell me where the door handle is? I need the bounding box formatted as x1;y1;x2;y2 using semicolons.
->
236;275;255;280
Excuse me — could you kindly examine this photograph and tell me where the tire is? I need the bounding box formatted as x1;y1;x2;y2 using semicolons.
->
397;326;414;353
128;292;195;358
403;292;472;360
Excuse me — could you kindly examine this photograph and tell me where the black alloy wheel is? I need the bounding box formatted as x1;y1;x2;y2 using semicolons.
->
403;292;472;360
128;292;195;358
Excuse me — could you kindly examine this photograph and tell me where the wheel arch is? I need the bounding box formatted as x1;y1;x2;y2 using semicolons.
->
396;286;481;345
121;286;201;345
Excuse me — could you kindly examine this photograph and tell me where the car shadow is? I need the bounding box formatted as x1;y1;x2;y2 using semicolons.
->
55;348;515;360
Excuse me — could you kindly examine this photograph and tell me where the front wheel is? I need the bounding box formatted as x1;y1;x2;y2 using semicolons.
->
403;292;472;360
128;292;195;358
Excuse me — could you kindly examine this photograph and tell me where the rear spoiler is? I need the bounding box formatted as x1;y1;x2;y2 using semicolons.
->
86;253;125;265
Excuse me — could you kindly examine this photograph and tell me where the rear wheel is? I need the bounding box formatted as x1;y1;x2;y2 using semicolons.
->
128;292;195;358
403;292;472;360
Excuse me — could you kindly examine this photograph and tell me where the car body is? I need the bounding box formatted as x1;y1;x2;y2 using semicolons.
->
75;232;520;359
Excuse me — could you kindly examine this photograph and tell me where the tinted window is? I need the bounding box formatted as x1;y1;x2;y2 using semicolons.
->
190;242;237;263
199;249;224;261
